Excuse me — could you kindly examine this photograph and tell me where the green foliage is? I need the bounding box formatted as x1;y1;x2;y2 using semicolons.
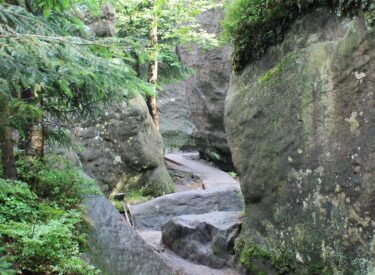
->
0;247;15;275
30;0;72;16
124;190;151;204
228;171;237;178
222;0;374;71
16;155;99;207
0;156;100;274
114;0;219;84
235;235;296;274
4;0;100;17
0;4;151;146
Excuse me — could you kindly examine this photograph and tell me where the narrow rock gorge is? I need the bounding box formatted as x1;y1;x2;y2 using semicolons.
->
3;1;375;274
159;7;234;171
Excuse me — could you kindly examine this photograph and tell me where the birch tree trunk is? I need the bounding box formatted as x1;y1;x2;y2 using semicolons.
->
147;0;159;130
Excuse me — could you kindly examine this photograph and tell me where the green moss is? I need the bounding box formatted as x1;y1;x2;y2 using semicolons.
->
258;53;297;83
235;235;335;274
222;0;374;72
111;200;124;213
124;190;151;205
235;236;271;273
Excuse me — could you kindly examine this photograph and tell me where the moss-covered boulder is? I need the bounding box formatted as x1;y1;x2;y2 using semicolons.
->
75;94;175;197
225;9;375;274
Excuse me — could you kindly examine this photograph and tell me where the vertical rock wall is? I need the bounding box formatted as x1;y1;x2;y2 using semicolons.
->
159;7;234;171
225;9;375;273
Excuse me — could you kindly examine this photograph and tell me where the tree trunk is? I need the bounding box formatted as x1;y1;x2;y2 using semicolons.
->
0;100;17;180
147;1;159;130
21;90;44;159
26;120;44;158
0;126;17;180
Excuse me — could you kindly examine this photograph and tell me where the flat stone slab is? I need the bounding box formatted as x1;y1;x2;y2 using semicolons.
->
130;187;244;230
161;211;243;268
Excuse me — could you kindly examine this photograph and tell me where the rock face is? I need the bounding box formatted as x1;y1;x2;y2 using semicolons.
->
159;7;234;171
131;187;244;230
158;82;196;151
225;9;375;273
75;94;174;197
161;211;242;268
88;3;116;37
85;196;173;275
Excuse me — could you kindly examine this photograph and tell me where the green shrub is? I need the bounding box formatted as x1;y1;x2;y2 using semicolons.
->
16;155;98;207
0;156;100;274
222;0;374;71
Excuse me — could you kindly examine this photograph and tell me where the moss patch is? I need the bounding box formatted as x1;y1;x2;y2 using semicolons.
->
222;0;375;71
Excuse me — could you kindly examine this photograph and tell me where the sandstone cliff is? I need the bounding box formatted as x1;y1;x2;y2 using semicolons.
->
225;8;375;273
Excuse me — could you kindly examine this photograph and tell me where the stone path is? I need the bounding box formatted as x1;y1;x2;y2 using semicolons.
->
165;152;240;189
130;152;243;275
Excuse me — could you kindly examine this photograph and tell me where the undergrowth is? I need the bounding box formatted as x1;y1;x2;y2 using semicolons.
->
0;155;100;274
222;0;375;72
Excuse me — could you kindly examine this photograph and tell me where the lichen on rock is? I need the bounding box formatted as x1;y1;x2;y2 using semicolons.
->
225;8;375;274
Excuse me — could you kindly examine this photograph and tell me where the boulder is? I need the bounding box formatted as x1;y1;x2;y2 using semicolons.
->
225;8;375;273
84;196;173;275
131;187;244;230
88;3;116;37
75;94;175;197
162;211;242;268
161;211;242;269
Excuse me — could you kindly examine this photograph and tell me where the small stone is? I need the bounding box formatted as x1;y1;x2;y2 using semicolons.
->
113;155;122;164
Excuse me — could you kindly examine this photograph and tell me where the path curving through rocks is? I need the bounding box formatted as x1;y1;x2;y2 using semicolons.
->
129;152;244;275
165;152;240;190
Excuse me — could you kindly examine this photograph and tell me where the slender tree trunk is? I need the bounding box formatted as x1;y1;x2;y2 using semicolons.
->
0;99;17;179
22;90;44;159
0;126;17;180
26;119;44;158
147;0;159;130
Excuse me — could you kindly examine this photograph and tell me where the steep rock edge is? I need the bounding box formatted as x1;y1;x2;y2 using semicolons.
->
159;7;234;171
75;94;174;197
225;8;375;274
84;196;173;275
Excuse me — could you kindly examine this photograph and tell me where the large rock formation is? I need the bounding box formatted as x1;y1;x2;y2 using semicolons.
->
159;7;234;171
75;94;174;197
225;9;375;273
